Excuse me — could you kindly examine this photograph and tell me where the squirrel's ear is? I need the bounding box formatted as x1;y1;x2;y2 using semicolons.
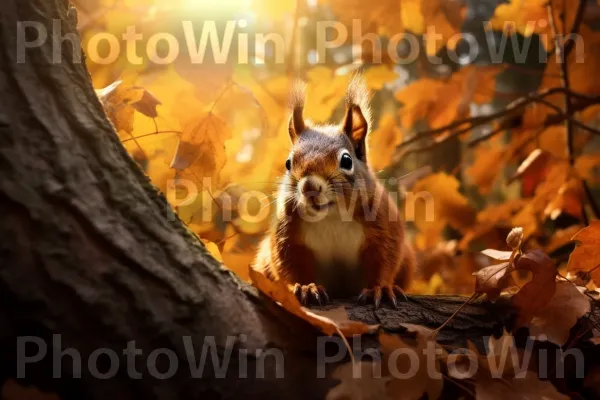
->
288;81;306;143
341;75;371;162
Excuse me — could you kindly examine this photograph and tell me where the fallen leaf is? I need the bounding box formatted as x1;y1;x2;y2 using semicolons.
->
475;372;569;400
1;380;60;400
249;267;378;337
326;362;391;400
380;331;444;400
527;282;591;346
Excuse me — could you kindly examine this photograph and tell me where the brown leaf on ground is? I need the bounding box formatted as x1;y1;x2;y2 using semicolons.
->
568;221;600;286
249;267;378;337
475;371;569;400
380;331;444;400
2;380;60;400
326;362;391;400
527;282;591;346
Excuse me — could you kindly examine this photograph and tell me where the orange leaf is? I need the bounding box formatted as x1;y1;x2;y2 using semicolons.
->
512;250;557;325
527;282;591;346
249;267;378;337
567;221;600;286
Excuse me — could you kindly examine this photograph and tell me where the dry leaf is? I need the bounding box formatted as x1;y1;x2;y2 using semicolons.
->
527;282;591;346
475;372;569;400
380;330;444;400
512;250;558;326
481;249;514;261
1;380;60;400
568;221;600;286
473;261;516;300
326;362;391;400
249;267;378;337
171;110;231;183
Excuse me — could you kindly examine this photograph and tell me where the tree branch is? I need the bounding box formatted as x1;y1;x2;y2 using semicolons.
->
548;0;598;221
398;87;600;151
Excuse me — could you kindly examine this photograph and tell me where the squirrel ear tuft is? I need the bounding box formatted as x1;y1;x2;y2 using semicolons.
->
288;81;306;143
342;75;371;162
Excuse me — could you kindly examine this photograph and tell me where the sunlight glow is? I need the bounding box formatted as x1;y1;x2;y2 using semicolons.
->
183;0;253;12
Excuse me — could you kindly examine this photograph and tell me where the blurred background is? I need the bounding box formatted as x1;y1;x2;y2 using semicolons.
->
74;0;600;294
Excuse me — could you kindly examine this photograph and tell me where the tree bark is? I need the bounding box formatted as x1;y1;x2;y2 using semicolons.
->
0;1;518;399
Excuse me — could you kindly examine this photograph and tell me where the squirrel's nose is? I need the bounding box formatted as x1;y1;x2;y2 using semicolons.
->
299;176;323;195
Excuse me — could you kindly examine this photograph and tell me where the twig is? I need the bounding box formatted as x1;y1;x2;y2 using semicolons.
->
563;0;587;58
548;0;593;223
399;87;600;150
466;126;506;148
529;97;600;136
430;293;479;339
120;130;182;143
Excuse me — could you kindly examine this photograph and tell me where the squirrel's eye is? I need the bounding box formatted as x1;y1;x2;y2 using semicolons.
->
340;153;353;171
285;159;291;171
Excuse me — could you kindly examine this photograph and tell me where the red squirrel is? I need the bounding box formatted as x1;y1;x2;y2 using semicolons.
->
253;76;415;308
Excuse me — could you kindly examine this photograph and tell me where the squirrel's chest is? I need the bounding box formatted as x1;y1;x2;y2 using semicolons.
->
299;219;365;269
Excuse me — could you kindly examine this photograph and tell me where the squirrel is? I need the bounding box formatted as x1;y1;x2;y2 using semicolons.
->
253;76;415;308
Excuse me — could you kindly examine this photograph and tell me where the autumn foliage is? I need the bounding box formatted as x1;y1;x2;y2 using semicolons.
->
69;0;600;397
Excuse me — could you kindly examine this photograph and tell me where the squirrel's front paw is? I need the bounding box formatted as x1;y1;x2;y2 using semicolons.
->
293;283;330;306
357;285;408;309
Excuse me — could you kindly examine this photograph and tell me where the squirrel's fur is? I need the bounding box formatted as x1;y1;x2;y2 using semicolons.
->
253;75;415;306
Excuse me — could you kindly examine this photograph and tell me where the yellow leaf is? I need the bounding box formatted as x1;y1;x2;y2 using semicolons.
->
96;80;145;134
489;0;549;37
305;67;351;123
203;240;224;263
411;173;476;243
363;65;398;90
396;66;501;131
171;110;232;184
466;144;505;195
367;114;403;171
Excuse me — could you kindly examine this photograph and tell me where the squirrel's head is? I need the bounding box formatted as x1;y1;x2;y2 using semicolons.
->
279;76;373;218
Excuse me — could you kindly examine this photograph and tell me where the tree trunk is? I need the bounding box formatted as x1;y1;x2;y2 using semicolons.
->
0;1;518;399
